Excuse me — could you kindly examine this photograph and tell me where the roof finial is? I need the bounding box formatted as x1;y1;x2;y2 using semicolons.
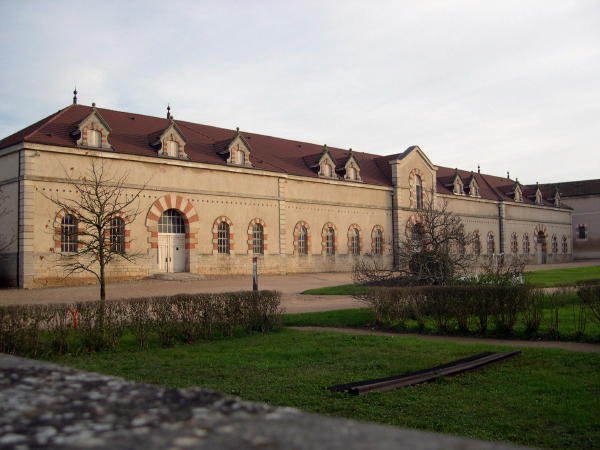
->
477;164;480;174
92;102;96;108
236;126;239;133
507;171;510;179
166;104;171;120
72;87;78;105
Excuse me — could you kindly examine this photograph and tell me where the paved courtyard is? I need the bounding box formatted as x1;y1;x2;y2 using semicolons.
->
0;260;598;313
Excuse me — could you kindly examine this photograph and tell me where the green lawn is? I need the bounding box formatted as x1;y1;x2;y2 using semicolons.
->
302;266;600;295
524;265;600;287
52;329;600;449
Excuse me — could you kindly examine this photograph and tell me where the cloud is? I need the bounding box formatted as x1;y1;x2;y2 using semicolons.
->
0;0;598;183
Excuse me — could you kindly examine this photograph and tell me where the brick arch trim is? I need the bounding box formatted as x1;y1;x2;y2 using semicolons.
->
247;218;267;254
321;222;338;255
212;216;234;254
293;220;311;255
145;194;199;250
533;224;548;239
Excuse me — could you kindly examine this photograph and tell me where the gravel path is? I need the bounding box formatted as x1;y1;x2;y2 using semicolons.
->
289;326;600;353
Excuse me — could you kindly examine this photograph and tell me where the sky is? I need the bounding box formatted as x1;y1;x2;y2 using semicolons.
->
0;0;598;183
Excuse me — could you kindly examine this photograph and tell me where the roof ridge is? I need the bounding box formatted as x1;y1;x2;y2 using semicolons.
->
24;104;76;141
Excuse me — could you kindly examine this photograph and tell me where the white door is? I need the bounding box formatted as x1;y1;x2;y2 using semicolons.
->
157;234;186;272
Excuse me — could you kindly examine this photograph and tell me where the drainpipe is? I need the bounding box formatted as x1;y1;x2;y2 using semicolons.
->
391;191;398;268
15;150;22;287
498;201;505;255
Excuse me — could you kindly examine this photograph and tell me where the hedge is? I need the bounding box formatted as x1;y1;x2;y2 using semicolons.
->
0;290;282;357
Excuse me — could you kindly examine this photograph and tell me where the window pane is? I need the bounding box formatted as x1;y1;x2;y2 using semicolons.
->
158;209;185;234
252;223;264;254
218;222;230;254
61;214;78;253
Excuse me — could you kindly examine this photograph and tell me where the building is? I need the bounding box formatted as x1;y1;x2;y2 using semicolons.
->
537;180;600;260
0;99;573;288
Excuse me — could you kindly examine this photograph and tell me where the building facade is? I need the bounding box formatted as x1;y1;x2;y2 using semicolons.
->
0;102;573;288
538;180;600;260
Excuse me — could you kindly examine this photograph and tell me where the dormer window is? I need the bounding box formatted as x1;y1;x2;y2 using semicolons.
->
451;170;464;195
553;188;561;207
514;183;523;202
73;106;112;150
322;162;333;177
535;189;543;205
469;177;480;197
220;130;253;167
150;121;188;160
342;150;362;182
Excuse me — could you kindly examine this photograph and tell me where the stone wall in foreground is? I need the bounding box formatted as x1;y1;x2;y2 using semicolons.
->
0;355;524;450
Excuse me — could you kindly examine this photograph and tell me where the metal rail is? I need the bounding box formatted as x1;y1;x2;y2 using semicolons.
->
329;351;521;395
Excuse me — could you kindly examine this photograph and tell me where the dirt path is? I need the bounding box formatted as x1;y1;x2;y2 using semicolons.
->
288;326;600;353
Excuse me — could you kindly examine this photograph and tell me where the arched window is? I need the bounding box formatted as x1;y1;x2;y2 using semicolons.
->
158;209;186;234
326;227;335;255
61;214;78;253
415;175;423;209
88;129;101;147
298;225;308;255
323;163;332;177
562;235;568;254
487;232;495;255
552;235;558;254
523;234;530;254
374;228;383;255
510;233;518;254
252;223;264;254
166;140;179;157
110;217;125;253
350;228;360;255
347;166;356;181
473;232;481;256
218;222;230;254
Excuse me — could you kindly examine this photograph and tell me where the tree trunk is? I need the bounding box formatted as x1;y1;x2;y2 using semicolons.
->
100;261;106;302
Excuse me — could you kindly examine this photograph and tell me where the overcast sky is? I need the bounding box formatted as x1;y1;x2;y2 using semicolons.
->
1;1;598;183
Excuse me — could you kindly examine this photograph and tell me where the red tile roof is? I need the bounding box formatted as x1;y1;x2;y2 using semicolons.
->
536;179;600;198
0;103;573;209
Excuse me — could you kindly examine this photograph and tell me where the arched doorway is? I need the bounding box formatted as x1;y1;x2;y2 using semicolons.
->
158;209;187;272
536;231;547;264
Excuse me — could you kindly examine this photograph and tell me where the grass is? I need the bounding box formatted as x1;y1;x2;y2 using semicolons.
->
301;266;600;295
524;266;600;287
51;328;600;449
284;293;600;342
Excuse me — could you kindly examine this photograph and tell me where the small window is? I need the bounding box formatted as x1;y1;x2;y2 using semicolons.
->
298;225;308;255
61;214;78;253
88;129;101;147
562;236;568;254
238;150;246;165
322;163;332;178
158;209;186;234
415;175;423;209
487;232;495;255
551;235;558;254
473;232;481;256
326;227;335;255
374;229;383;255
523;234;530;254
218;222;230;254
110;217;125;253
252;223;264;254
350;228;360;255
510;233;518;254
578;225;587;239
166;140;179;157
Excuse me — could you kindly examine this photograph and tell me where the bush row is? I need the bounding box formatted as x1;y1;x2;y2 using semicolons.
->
0;290;282;357
359;284;600;337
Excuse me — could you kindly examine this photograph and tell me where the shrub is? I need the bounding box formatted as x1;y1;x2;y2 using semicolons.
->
578;285;600;325
522;289;544;335
0;290;282;357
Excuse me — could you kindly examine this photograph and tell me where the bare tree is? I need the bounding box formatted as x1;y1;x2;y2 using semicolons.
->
44;160;146;302
354;196;478;285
